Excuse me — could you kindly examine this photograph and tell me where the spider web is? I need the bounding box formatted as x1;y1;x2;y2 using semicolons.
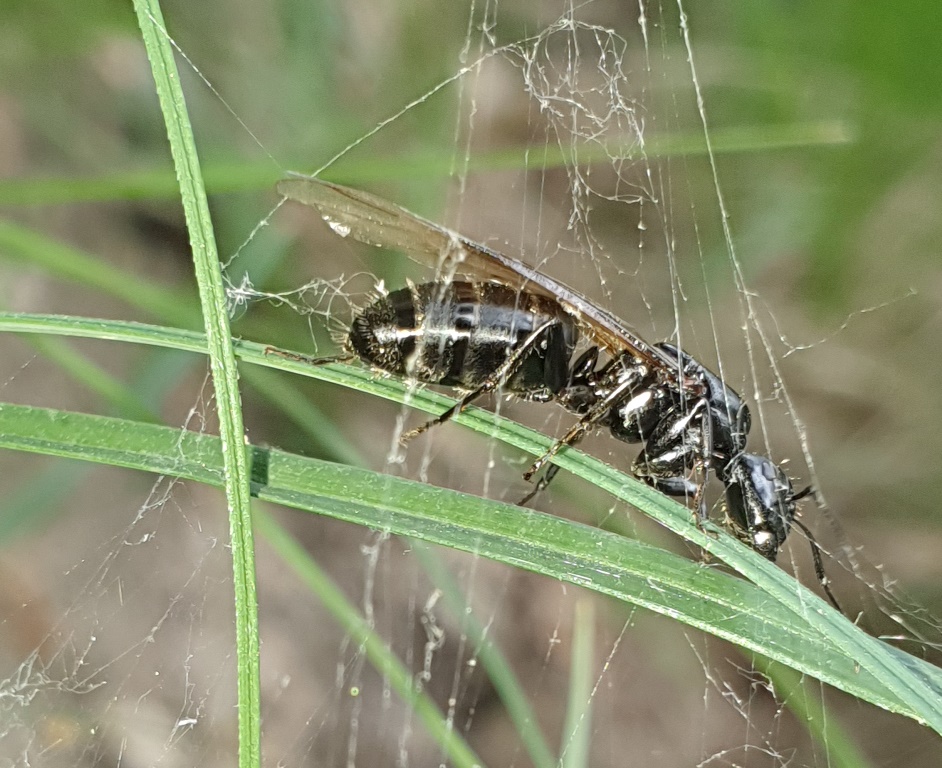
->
2;1;942;767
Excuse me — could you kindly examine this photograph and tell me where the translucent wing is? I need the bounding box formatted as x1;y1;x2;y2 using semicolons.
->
277;175;675;370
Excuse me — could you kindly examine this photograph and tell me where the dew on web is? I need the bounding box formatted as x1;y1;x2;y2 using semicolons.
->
3;1;942;767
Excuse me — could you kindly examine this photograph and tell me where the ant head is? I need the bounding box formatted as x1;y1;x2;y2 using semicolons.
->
724;453;796;561
725;458;843;612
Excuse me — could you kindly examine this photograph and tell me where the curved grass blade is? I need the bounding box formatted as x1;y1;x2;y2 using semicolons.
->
1;396;941;732
3;312;942;733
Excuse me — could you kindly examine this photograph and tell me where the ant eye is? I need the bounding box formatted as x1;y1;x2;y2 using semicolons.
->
753;531;774;554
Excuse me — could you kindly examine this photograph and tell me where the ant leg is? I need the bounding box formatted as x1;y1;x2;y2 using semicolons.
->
401;318;559;442
792;518;843;614
264;346;354;367
518;464;559;506
791;485;815;503
693;399;715;525
522;402;602;481
788;487;843;614
523;371;645;482
632;397;711;520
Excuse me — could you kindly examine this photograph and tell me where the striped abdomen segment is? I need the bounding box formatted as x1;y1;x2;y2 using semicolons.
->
349;281;578;400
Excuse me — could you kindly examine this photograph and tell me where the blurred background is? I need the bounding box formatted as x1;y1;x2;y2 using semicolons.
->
1;0;941;765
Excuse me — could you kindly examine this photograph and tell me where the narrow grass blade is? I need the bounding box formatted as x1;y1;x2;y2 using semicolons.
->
560;600;595;768
1;399;941;733
254;511;485;768
132;2;260;765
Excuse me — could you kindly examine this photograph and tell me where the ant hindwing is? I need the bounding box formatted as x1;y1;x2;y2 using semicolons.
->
273;176;842;613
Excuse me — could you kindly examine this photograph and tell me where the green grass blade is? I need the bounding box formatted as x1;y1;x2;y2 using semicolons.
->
0;164;282;206
0;220;198;323
21;335;158;423
412;542;558;768
0;122;850;206
0;460;88;541
560;599;594;768
132;3;260;766
253;511;485;768
753;655;871;768
1;396;941;732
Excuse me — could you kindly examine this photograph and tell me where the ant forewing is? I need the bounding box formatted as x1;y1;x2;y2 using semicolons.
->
275;176;692;390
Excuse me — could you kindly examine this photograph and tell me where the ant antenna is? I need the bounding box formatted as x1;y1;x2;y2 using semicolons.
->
790;485;843;615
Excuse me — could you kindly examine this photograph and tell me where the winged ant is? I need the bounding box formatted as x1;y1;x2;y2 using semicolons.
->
271;176;841;612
